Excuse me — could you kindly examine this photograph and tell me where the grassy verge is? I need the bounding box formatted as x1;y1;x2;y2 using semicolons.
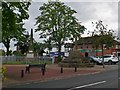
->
3;60;52;65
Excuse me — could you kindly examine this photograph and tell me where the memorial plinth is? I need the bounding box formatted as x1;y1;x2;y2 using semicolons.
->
27;50;34;58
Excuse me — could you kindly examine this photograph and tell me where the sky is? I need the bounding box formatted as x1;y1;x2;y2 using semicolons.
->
0;0;119;51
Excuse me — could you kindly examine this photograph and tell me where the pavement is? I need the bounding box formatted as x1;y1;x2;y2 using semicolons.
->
2;64;118;88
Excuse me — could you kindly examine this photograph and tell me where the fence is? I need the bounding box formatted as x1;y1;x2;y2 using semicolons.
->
2;56;53;64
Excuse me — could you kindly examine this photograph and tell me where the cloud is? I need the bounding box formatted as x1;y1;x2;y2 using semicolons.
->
63;2;118;38
23;2;43;30
2;1;117;51
23;1;118;43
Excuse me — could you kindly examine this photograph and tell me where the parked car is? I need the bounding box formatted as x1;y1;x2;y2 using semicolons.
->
83;56;101;64
99;54;119;65
89;56;102;64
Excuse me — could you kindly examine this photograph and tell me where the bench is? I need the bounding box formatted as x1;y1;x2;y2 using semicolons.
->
25;63;46;73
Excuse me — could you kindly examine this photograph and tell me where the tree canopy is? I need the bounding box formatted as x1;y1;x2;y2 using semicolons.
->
35;1;86;62
92;20;115;49
2;1;31;55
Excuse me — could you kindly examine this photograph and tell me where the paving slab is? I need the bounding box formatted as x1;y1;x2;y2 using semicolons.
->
2;64;118;88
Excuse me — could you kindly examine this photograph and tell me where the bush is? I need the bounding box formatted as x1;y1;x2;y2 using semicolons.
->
1;65;6;81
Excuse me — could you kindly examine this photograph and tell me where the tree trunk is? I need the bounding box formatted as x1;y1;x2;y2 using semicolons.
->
74;35;78;50
4;39;10;56
58;43;62;63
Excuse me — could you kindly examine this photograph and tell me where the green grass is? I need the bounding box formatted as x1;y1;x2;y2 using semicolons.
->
3;60;52;65
0;51;2;56
3;61;27;65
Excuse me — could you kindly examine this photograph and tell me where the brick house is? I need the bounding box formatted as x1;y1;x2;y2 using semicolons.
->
65;36;120;57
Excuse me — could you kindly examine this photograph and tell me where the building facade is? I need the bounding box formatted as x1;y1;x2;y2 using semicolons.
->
65;36;120;57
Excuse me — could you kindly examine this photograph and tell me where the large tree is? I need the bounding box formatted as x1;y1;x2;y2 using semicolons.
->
43;38;53;55
15;33;30;55
33;42;46;57
2;1;31;56
92;20;115;67
35;1;85;62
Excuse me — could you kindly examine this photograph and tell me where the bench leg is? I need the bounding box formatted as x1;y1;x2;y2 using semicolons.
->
41;67;45;76
26;66;30;73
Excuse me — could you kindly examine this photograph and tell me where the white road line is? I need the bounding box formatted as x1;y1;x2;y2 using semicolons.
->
68;81;106;90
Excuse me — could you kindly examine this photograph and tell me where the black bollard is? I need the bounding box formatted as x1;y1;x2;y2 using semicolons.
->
21;70;24;78
41;67;45;76
43;64;46;72
75;67;77;72
61;67;63;73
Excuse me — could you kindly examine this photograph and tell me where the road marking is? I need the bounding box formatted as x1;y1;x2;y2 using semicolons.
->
68;81;106;90
119;77;120;79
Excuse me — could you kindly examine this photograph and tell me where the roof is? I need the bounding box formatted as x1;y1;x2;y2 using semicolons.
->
65;35;120;48
76;35;120;45
76;35;100;45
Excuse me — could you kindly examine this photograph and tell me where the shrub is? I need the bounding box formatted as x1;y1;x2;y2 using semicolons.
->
1;65;6;81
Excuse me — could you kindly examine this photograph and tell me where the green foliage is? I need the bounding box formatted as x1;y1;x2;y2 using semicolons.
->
33;42;46;56
92;20;115;49
0;51;2;56
2;1;31;56
59;50;94;67
43;38;53;54
35;1;86;62
3;60;52;65
0;50;5;56
15;33;30;55
1;65;6;81
13;51;24;56
3;61;27;65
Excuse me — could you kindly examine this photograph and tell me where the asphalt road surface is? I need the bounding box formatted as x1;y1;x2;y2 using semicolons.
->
6;67;119;89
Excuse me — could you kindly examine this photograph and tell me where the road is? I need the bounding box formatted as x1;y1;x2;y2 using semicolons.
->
6;67;119;89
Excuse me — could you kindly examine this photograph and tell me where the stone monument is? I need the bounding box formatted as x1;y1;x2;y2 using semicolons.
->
27;28;34;58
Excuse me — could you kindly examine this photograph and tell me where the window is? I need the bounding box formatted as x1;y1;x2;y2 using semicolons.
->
103;56;111;58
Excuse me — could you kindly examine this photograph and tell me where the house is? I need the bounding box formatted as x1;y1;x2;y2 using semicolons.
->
65;36;120;57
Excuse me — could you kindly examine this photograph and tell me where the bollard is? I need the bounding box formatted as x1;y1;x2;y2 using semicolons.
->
44;64;46;72
21;70;24;78
41;67;45;76
61;67;63;73
75;67;77;72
